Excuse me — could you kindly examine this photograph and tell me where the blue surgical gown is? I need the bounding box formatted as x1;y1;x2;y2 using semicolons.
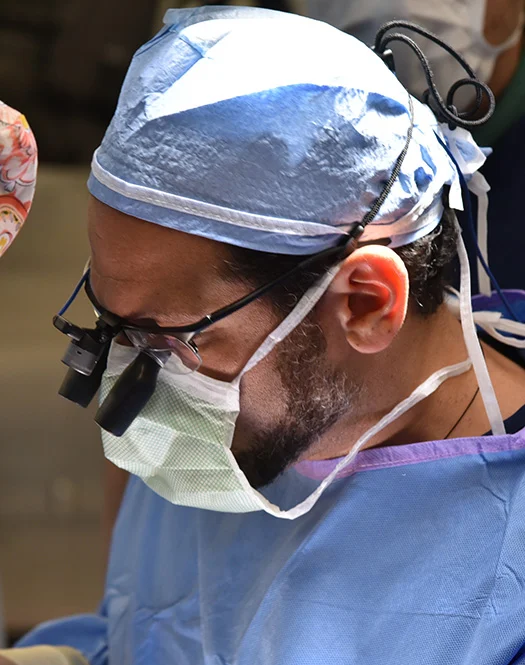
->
18;417;525;665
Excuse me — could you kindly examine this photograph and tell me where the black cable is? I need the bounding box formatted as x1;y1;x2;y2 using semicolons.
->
361;95;415;227
375;21;478;78
444;387;480;439
373;20;496;129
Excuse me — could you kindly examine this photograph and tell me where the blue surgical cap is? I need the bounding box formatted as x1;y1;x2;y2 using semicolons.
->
88;6;486;254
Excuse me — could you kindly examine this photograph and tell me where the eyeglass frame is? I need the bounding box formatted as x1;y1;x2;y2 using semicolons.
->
54;224;364;359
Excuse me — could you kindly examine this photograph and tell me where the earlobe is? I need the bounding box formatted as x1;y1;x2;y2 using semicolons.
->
331;245;409;354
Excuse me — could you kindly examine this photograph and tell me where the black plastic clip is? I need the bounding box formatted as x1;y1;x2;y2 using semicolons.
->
379;48;396;73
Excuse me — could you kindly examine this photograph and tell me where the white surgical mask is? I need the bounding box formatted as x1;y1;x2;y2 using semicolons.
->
100;220;523;519
306;0;524;105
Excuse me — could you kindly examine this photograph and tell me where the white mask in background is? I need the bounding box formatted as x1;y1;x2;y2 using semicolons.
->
305;0;524;107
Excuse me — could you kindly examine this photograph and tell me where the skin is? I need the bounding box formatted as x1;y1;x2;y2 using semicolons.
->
484;0;524;97
89;196;525;492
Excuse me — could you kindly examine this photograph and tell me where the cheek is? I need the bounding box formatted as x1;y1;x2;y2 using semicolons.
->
198;339;253;382
232;352;289;447
198;303;280;382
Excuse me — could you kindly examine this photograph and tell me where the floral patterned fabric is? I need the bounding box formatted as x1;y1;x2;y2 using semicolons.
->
0;102;37;258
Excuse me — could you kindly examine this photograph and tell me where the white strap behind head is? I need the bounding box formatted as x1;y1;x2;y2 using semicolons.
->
447;291;525;350
455;217;505;435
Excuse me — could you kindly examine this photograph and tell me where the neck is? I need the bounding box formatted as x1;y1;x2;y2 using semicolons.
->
306;305;525;463
304;305;480;461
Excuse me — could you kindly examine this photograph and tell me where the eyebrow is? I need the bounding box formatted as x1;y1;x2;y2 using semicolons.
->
87;277;215;333
88;278;160;327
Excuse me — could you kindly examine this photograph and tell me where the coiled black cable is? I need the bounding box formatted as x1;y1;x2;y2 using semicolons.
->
373;20;496;129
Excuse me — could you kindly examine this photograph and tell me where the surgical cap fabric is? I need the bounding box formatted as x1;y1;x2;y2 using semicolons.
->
0;102;37;257
88;6;485;254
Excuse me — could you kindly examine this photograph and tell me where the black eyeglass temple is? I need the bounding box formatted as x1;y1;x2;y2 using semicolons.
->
79;223;364;336
203;224;365;329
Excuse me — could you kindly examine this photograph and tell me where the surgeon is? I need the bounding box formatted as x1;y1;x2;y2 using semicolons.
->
5;7;525;665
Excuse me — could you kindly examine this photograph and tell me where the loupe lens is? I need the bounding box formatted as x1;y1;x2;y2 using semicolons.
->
61;339;103;376
58;343;110;408
95;351;162;436
124;330;201;373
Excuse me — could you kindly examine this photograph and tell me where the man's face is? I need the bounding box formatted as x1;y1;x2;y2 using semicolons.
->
88;199;356;488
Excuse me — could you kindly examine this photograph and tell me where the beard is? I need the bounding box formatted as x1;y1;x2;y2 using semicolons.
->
234;315;359;489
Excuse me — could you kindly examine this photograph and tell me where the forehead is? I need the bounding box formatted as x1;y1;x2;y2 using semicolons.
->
87;197;237;321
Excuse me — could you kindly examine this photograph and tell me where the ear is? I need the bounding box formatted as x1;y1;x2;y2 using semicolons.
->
328;245;409;354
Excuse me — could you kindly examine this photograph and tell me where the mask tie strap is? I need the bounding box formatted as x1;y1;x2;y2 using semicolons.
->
473;315;525;348
244;357;473;519
446;290;525;349
455;217;505;435
233;265;341;387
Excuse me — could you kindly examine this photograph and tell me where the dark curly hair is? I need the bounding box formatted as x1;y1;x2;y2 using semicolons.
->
223;204;458;317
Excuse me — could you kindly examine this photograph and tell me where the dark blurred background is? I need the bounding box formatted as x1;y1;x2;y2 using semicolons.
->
1;0;298;164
